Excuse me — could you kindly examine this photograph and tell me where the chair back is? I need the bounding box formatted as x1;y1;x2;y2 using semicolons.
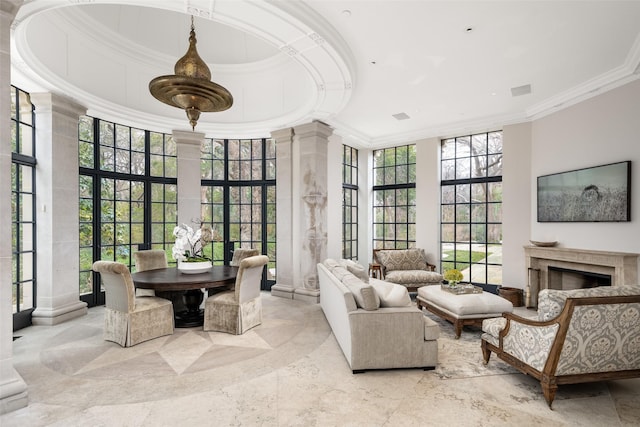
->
134;249;168;272
234;255;269;303
92;261;135;312
230;248;260;267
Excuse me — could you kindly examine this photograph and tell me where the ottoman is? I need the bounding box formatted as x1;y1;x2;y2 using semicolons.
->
416;285;513;338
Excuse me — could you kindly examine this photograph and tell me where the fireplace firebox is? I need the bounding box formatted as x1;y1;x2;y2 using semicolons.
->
524;246;638;308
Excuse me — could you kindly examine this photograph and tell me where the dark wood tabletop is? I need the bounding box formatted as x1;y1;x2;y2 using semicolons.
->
132;266;238;292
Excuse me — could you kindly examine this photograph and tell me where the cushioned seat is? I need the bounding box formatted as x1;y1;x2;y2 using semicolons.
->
92;260;174;347
374;248;443;292
204;255;269;334
417;285;513;338
133;249;168;297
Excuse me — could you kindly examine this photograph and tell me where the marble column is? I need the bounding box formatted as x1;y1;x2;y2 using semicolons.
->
271;121;332;303
270;128;295;299
31;93;88;326
173;130;204;226
1;0;28;414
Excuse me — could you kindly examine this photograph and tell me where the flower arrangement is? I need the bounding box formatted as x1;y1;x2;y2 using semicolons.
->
444;268;463;285
172;222;214;262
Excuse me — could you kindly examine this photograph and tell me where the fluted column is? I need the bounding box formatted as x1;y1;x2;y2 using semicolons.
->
0;0;28;414
173;130;204;226
31;93;88;326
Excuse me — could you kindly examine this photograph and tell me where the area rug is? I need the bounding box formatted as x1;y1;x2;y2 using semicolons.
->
424;311;521;380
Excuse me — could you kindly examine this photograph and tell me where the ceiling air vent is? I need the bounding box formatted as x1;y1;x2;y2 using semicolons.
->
511;84;532;97
392;112;411;121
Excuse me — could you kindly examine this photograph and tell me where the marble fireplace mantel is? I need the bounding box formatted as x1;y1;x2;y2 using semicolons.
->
524;246;639;307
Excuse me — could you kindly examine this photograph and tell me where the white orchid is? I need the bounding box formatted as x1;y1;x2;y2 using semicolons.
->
172;223;212;262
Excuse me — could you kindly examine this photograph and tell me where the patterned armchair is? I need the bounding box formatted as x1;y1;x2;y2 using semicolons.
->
373;248;443;292
481;285;640;408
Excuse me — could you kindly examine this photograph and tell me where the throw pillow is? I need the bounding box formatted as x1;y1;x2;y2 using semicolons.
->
340;271;380;310
340;259;369;283
369;278;412;307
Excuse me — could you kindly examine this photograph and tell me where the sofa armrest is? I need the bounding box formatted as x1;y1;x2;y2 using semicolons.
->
348;307;432;368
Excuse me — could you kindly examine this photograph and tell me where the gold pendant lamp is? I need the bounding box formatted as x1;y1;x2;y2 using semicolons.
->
149;16;233;130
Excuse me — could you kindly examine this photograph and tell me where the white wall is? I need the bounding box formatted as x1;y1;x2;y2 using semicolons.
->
502;122;532;288
415;137;441;264
530;79;640;268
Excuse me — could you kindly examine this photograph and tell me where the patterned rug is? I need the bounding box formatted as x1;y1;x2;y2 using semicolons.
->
423;311;521;380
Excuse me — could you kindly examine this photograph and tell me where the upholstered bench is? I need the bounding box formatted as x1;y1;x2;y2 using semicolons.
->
416;285;513;338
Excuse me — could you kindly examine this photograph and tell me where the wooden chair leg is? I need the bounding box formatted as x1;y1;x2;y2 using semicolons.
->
481;340;492;364
541;379;558;409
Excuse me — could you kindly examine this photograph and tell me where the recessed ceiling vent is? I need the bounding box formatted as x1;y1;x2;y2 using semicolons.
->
392;112;411;121
511;84;532;97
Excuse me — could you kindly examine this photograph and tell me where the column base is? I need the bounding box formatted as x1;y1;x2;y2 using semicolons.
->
0;369;28;415
294;288;320;303
32;301;88;326
271;284;294;299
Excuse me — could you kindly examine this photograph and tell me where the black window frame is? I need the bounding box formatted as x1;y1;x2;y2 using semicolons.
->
342;144;359;260
372;144;417;249
440;131;503;291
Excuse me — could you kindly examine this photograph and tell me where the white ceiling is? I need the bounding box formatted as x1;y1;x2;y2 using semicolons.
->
11;0;640;148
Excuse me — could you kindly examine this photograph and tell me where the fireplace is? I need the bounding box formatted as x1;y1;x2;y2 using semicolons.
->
524;246;638;308
547;267;611;291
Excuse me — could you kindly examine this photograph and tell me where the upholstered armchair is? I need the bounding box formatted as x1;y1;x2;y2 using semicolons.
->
133;249;168;297
92;260;174;347
204;255;269;334
230;248;260;267
374;248;443;292
481;285;640;408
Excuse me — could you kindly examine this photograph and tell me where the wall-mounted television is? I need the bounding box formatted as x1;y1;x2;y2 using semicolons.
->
537;161;631;222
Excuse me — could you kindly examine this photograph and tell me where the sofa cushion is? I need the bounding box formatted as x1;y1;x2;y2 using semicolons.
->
333;266;380;311
538;285;640;321
340;259;369;283
369;278;412;307
385;270;443;285
376;248;428;271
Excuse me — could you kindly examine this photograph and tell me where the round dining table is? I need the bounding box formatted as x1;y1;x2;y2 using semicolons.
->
132;265;238;328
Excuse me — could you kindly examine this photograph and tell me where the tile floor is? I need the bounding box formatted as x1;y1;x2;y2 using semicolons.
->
2;294;639;426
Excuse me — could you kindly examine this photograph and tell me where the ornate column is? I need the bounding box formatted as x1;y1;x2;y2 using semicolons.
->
173;130;204;226
1;0;28;414
271;121;332;303
31;93;87;325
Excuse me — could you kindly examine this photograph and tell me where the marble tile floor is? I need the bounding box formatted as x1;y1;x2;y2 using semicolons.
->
2;293;639;426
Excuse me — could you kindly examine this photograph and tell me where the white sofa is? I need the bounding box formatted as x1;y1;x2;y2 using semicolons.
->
318;260;439;373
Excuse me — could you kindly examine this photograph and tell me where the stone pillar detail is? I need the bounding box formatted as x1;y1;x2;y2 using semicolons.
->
271;128;295;299
173;130;204;227
271;122;332;303
30;93;88;326
1;0;29;414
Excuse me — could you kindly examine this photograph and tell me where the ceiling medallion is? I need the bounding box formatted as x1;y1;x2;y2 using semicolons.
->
149;16;233;130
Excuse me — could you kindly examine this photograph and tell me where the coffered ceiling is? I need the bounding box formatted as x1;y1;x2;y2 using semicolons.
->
11;1;640;148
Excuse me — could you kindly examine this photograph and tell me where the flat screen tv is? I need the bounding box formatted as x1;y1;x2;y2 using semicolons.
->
537;161;631;222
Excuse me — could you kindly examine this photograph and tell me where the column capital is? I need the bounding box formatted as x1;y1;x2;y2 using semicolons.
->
172;129;205;146
294;120;333;141
271;127;294;143
30;92;86;119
